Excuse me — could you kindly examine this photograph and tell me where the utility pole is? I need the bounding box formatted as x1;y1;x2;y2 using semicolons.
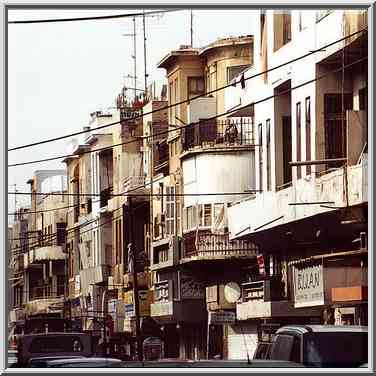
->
128;197;143;361
13;183;17;221
143;10;148;95
133;16;137;102
190;9;193;47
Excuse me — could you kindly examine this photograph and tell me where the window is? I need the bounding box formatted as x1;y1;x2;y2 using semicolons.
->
296;102;302;179
56;223;67;246
273;12;291;51
203;204;212;227
266;119;271;190
169;82;173;124
359;88;367;111
176;182;181;234
258;123;263;192
188;77;205;99
185;206;198;231
166;186;175;236
227;65;249;84
305;97;312;175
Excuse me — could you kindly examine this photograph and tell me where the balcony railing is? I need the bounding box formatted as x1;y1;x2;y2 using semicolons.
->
29;284;65;301
183;230;257;259
181;119;254;152
123;176;147;194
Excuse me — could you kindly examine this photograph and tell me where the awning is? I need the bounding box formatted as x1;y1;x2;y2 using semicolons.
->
227;105;254;118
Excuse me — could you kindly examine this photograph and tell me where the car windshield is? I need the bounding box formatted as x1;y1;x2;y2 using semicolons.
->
304;332;368;367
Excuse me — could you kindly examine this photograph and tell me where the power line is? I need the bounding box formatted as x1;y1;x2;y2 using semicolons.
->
8;203;79;216
8;175;165;241
8;9;181;24
9;191;261;198
8;55;367;167
9;177;163;250
8;28;366;152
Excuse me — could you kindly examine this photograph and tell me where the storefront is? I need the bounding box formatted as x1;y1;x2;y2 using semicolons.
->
290;250;368;325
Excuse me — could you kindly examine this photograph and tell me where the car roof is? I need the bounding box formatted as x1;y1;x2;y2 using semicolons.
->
276;325;368;334
23;332;88;338
29;356;85;362
121;360;304;368
47;357;122;365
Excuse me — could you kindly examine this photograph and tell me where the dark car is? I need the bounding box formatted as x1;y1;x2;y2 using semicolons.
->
267;325;368;368
28;355;86;368
17;332;92;366
44;357;122;368
120;359;304;368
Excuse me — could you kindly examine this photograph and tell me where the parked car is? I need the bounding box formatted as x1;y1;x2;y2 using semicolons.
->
44;357;122;368
7;350;18;367
28;356;87;368
120;359;304;368
265;325;368;367
17;332;92;366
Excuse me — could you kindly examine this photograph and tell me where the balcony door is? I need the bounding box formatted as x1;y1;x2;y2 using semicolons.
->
324;93;353;168
282;116;292;185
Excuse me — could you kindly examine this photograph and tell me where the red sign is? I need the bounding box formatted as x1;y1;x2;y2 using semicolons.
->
257;254;265;276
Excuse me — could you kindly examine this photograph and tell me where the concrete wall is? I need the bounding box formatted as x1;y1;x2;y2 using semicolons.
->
182;151;255;208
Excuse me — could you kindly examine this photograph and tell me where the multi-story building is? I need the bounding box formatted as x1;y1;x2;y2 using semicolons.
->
63;110;115;337
226;9;368;341
22;172;69;332
9;208;30;337
150;35;265;360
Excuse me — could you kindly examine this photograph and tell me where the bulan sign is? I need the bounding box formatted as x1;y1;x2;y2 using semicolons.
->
293;263;324;308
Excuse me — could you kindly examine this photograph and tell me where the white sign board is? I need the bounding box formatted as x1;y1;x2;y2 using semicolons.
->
293;263;324;308
208;311;236;325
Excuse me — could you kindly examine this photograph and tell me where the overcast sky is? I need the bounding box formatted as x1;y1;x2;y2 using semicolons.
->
7;8;258;219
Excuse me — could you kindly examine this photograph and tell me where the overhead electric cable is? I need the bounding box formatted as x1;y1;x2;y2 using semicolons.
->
8;55;367;167
8;28;366;152
8;8;181;24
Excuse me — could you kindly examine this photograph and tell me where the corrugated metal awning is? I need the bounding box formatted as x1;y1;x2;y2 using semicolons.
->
33;245;66;261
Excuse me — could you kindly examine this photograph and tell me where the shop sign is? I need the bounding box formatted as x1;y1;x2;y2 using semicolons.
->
180;274;205;299
208;311;236;325
293;263;324;308
125;304;135;318
108;299;117;321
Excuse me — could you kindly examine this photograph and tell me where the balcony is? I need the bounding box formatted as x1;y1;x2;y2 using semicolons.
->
150;280;206;324
123;176;149;199
24;296;64;316
181;119;254;153
24;245;66;269
236;279;320;320
150;236;180;271
229;156;368;240
28;284;65;301
182;230;257;261
79;264;111;293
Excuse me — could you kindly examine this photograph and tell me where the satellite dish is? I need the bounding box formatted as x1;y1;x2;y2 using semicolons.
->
224;282;241;303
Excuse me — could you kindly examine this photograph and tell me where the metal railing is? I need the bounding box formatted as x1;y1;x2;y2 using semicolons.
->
123;176;146;192
29;284;66;301
183;230;257;258
181;118;254;152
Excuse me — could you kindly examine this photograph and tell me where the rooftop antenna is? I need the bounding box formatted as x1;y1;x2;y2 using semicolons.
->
123;16;137;102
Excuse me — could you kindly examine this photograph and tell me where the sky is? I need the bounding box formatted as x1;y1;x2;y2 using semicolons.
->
7;8;258;221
